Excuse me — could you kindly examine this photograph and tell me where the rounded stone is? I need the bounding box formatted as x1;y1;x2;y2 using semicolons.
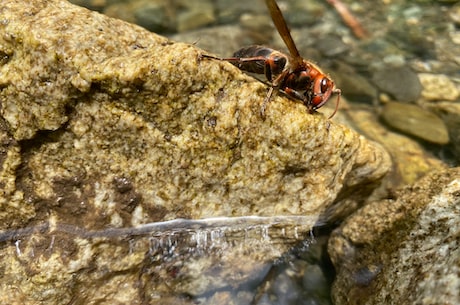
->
372;66;422;102
380;102;449;145
418;73;460;101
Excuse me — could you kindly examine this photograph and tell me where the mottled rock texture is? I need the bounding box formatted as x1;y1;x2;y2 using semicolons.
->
329;168;460;305
0;0;390;226
0;0;390;304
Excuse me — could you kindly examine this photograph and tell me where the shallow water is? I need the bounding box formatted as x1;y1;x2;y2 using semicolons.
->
0;215;332;304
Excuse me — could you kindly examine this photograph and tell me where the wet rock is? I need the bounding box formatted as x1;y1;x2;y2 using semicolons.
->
329;167;460;305
425;101;460;163
171;25;245;58
371;66;422;102
252;236;333;305
215;0;264;24
0;217;325;305
253;262;331;305
133;1;174;33
449;3;460;25
176;1;215;33
418;73;460;101
103;0;176;33
239;13;274;45
285;0;327;27
331;62;378;104
0;0;390;304
380;101;450;144
315;36;350;58
344;109;447;187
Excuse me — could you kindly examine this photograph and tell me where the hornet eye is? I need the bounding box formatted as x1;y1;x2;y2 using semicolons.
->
320;78;329;93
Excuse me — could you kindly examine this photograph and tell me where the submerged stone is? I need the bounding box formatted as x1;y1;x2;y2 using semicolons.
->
372;66;422;102
380;101;450;145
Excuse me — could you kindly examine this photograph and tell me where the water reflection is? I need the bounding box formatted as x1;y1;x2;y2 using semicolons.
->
0;216;332;304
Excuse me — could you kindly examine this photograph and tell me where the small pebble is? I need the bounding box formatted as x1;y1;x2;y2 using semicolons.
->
332;62;377;104
448;3;460;25
372;66;422;102
239;14;273;45
176;4;215;33
133;2;172;33
315;36;350;57
380;102;450;145
418;73;460;101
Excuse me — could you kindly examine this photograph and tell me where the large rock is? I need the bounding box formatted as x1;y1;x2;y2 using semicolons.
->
329;167;460;305
0;0;390;304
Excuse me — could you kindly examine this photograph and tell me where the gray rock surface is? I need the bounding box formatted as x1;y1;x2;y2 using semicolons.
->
329;167;460;305
371;66;422;102
0;0;391;304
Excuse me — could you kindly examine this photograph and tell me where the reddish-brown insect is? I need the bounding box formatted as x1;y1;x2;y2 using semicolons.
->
203;0;341;118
